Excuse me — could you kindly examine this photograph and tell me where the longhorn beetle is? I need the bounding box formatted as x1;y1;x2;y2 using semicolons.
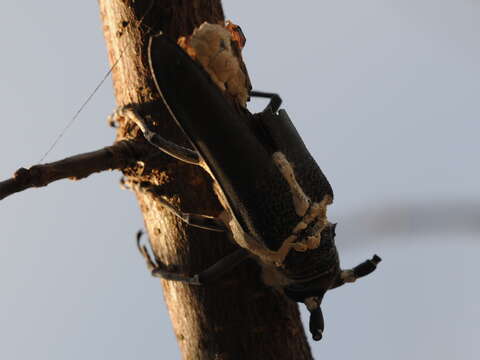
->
112;27;381;341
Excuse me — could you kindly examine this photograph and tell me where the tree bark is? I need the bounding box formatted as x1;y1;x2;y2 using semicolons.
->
99;1;313;359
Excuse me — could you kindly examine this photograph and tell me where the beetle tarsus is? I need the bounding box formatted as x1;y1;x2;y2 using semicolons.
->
136;228;249;286
250;90;282;113
152;248;249;286
136;229;201;284
154;195;227;232
109;105;201;165
136;229;161;273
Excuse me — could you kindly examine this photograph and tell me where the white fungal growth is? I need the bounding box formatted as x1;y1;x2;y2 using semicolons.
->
223;196;332;266
209;151;332;267
272;152;310;217
180;22;249;106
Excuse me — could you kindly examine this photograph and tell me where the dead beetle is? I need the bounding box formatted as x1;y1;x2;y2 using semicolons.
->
112;31;381;341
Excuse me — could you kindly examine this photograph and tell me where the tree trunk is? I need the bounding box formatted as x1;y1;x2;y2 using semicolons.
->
99;1;313;359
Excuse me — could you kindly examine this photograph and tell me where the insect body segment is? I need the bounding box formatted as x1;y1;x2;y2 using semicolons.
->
116;29;382;342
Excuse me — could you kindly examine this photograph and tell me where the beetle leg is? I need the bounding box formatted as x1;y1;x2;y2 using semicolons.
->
137;231;249;285
137;230;206;285
304;297;324;341
308;307;325;341
136;230;161;273
109;106;201;165
152;248;250;285
126;179;227;232
250;91;282;113
330;254;382;289
154;194;227;232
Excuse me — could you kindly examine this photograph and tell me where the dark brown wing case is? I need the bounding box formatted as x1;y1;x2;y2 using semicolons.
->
148;34;332;251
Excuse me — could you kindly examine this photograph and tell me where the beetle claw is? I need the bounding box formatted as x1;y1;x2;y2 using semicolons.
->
136;229;161;273
136;230;204;285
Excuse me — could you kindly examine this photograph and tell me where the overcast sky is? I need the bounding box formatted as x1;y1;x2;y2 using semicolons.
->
1;1;479;359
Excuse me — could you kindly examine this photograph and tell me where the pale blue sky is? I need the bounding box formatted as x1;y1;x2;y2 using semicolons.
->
1;1;479;359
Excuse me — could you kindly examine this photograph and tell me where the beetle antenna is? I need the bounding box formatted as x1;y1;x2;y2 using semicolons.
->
38;0;155;162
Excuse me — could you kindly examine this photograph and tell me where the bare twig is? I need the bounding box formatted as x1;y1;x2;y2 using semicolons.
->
0;140;146;201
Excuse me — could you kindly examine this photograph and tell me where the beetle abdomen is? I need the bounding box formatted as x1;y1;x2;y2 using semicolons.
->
253;109;334;204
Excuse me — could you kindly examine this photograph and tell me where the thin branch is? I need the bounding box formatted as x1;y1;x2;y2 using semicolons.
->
0;140;146;201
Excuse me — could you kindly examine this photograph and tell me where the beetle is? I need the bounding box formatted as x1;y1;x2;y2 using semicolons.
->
111;24;381;341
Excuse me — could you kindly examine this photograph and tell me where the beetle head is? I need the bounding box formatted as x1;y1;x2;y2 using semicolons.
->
282;222;340;340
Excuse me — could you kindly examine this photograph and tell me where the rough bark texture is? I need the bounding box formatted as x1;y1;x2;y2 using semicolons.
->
99;1;313;359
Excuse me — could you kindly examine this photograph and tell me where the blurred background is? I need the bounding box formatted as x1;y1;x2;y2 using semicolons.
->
0;1;479;359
